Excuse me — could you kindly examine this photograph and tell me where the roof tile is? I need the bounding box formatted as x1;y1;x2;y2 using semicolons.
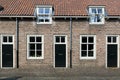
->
0;0;119;16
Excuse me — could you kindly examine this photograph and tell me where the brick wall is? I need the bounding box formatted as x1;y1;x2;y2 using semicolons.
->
0;18;119;69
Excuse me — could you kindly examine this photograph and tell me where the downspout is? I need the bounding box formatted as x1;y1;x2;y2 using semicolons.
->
70;17;72;68
16;18;19;68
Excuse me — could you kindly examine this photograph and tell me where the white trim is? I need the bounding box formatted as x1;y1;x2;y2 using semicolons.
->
36;5;53;8
80;35;96;60
106;35;119;68
27;35;44;59
53;35;68;68
1;35;15;69
88;6;105;8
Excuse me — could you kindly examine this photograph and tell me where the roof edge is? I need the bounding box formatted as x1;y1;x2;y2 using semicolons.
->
0;15;119;19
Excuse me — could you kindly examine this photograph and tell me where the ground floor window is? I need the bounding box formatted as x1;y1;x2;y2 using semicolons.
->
80;35;96;59
27;35;44;59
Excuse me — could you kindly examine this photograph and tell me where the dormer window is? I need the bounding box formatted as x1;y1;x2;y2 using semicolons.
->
89;6;105;24
36;6;52;24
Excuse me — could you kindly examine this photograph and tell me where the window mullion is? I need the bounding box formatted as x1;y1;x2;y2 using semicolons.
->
35;37;37;58
111;37;113;43
86;44;88;58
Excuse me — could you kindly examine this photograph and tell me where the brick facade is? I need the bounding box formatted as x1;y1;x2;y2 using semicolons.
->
0;18;119;69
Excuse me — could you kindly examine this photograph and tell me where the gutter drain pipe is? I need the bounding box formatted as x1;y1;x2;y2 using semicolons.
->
16;18;19;68
70;17;72;68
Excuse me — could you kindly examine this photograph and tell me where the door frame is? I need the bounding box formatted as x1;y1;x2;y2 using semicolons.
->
1;35;15;69
53;35;68;68
106;35;119;68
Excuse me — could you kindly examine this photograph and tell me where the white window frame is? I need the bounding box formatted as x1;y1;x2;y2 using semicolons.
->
36;6;52;24
27;35;44;59
80;35;96;59
89;6;105;24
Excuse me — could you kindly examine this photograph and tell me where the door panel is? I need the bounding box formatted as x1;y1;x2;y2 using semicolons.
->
107;45;117;67
2;45;13;67
55;44;66;67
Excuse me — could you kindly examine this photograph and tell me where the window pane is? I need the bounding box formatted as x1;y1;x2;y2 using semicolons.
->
107;37;111;43
113;37;116;43
94;16;98;22
39;8;44;13
82;37;87;43
88;44;93;50
88;51;93;57
3;36;7;42
9;36;12;42
30;44;35;50
81;44;87;50
37;44;42;50
36;37;41;42
45;8;50;14
81;51;87;57
61;36;65;42
29;51;35;57
39;19;44;22
45;19;50;22
98;8;102;13
56;36;60;42
90;16;95;23
88;37;93;43
92;8;96;13
96;15;101;22
36;51;42;57
30;37;35;42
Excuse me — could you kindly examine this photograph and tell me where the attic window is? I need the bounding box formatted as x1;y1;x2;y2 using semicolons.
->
89;6;105;24
36;6;52;24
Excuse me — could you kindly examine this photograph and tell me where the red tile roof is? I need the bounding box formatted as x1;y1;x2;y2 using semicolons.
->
0;0;119;16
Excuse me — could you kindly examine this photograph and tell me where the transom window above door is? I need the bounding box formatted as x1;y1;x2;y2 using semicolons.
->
80;35;96;59
2;35;13;43
27;35;44;59
107;36;118;44
55;36;66;43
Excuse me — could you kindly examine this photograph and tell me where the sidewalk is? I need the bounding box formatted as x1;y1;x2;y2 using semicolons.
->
0;67;120;80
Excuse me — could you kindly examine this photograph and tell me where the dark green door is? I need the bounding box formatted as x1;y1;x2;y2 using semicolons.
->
55;44;66;67
107;45;117;67
2;45;13;67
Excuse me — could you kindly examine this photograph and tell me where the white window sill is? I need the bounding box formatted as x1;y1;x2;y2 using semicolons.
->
27;57;44;59
89;22;105;25
37;22;52;24
80;57;96;60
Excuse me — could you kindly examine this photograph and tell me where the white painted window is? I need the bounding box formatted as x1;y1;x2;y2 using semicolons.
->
27;35;44;59
2;35;14;44
55;36;66;44
107;36;118;44
89;7;105;24
80;35;96;59
36;6;52;24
